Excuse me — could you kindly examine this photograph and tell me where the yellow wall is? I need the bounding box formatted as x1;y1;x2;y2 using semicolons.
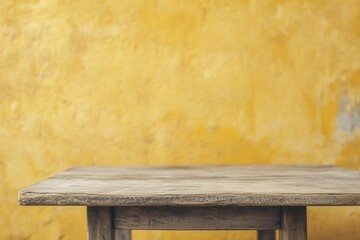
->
1;0;360;239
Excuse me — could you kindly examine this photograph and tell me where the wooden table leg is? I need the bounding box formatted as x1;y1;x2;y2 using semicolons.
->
87;207;113;240
257;230;275;240
114;230;131;240
280;207;307;240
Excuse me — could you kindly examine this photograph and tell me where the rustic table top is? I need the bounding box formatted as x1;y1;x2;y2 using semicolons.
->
19;165;360;206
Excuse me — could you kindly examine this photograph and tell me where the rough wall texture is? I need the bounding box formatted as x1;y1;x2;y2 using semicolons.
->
1;0;360;239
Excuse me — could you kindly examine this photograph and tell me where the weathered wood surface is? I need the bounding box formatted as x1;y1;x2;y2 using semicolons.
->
257;230;276;240
87;207;113;240
114;206;281;230
280;207;307;240
19;165;360;206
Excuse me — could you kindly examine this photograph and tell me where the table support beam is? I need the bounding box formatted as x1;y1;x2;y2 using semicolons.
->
114;206;281;230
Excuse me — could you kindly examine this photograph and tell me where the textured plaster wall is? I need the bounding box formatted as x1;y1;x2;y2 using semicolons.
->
1;0;360;239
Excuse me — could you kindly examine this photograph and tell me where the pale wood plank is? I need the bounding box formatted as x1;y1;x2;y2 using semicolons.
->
280;207;307;240
257;230;276;240
87;207;113;240
114;230;131;240
19;165;360;206
114;206;281;230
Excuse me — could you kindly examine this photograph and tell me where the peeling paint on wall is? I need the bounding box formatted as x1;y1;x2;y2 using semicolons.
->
337;97;360;133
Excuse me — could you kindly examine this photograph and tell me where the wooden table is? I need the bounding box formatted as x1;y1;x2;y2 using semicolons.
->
19;165;360;240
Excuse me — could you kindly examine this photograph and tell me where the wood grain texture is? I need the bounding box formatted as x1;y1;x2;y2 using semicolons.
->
87;207;113;240
280;207;307;240
114;206;280;230
19;165;360;206
257;230;276;240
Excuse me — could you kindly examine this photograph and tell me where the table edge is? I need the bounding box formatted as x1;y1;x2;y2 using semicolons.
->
19;191;360;207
